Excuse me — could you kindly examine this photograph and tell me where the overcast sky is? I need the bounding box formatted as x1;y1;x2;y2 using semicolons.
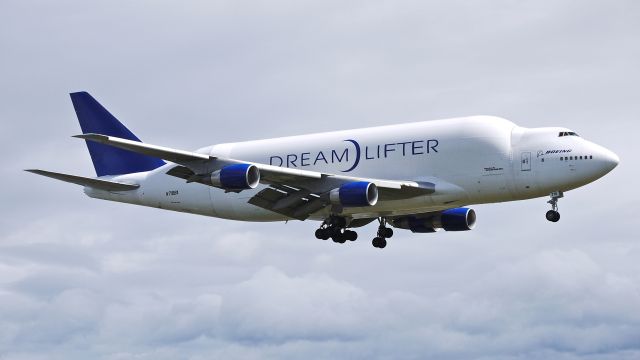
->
2;1;640;359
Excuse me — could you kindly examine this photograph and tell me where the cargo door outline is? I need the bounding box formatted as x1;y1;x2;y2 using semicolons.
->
521;152;531;171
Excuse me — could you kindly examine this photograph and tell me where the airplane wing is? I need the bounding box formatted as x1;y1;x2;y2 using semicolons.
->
76;133;458;220
74;134;211;163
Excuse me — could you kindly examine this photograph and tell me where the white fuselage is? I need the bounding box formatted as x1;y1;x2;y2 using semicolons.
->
85;116;619;222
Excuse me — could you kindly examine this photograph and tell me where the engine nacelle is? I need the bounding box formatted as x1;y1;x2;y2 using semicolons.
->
329;181;378;207
437;207;477;231
210;164;260;190
390;207;476;233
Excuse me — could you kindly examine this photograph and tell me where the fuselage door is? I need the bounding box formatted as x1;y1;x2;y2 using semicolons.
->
521;152;531;171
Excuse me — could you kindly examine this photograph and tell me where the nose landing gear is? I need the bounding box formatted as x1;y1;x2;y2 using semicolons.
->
372;218;393;249
546;191;563;222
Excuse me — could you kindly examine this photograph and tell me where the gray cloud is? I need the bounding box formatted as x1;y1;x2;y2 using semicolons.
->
1;0;640;359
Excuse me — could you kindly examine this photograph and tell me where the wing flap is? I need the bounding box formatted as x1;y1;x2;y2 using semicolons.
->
247;185;328;220
25;169;139;191
248;187;309;220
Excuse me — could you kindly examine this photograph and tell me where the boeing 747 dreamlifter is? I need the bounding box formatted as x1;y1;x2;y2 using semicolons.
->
28;92;619;248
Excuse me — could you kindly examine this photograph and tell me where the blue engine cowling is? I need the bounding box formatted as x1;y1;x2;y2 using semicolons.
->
210;164;260;190
329;181;378;207
439;207;476;231
390;207;476;233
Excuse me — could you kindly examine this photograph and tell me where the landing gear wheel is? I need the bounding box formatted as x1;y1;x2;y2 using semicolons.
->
316;216;351;242
315;217;360;244
332;232;347;243
315;227;331;240
344;230;358;241
373;217;392;248
380;227;393;238
372;237;387;248
546;210;560;222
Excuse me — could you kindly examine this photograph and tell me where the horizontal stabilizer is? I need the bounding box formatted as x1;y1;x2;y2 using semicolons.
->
25;169;139;191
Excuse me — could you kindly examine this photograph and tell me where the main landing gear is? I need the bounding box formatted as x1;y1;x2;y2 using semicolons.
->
372;218;393;249
546;191;563;222
315;216;358;243
314;216;394;248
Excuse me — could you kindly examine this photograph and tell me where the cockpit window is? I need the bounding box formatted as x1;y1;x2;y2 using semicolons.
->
558;131;579;137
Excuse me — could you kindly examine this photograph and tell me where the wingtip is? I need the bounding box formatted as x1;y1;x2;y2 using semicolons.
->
25;169;48;176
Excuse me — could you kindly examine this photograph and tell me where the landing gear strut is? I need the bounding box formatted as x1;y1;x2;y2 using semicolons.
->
315;216;357;243
546;191;563;222
372;218;393;249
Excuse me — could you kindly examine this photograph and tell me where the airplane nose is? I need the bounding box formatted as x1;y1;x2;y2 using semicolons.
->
581;143;619;183
601;147;619;172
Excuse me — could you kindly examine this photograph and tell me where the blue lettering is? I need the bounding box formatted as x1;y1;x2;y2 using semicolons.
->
271;139;437;170
300;152;311;166
286;154;298;167
384;143;396;158
365;145;375;160
342;139;361;172
427;139;439;153
331;149;348;163
314;151;328;165
412;141;424;155
397;141;411;156
270;156;283;166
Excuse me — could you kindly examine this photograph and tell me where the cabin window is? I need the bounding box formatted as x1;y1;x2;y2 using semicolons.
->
560;157;564;160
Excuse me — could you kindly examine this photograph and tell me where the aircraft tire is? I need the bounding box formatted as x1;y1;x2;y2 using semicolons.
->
372;237;387;248
380;227;393;238
344;230;358;241
315;228;330;240
546;210;560;222
332;233;347;243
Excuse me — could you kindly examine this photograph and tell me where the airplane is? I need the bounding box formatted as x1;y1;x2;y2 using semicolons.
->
27;92;619;248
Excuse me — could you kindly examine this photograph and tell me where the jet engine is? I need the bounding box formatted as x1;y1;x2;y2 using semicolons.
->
209;163;260;190
329;181;378;207
390;207;476;233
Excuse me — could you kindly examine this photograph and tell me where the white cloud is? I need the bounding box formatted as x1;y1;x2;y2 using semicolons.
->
219;267;368;342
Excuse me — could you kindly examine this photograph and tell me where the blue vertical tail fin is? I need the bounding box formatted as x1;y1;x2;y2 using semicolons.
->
70;91;165;176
